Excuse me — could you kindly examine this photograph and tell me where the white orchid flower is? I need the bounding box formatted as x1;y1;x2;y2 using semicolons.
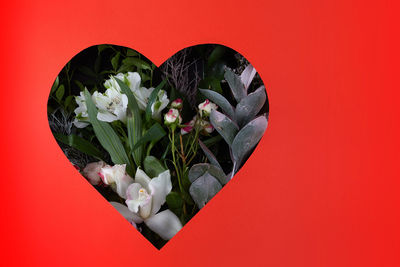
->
73;91;90;128
111;169;182;240
99;164;134;199
92;88;128;123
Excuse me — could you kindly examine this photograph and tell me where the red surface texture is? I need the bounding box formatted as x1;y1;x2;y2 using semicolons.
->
0;0;399;266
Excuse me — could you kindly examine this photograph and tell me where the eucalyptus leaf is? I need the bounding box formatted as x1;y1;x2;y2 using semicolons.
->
84;89;133;175
199;140;222;170
235;86;266;127
199;89;235;120
231;116;268;169
188;163;227;185
54;133;104;160
240;64;257;92
210;109;239;146
189;173;222;209
144;156;166;177
225;68;246;103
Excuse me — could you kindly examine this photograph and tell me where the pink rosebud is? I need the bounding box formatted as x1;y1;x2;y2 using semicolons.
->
82;161;106;185
198;99;218;117
170;98;183;109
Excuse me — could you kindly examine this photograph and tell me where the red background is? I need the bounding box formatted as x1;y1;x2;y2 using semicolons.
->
1;0;399;266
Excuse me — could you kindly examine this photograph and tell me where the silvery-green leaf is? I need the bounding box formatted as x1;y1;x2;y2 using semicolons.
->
240;64;257;92
143;156;166;178
199;89;235;120
224;68;246;103
188;163;209;183
199;140;222;170
207;165;229;185
235;86;266;127
189;173;222;209
210;109;239;146
232;116;268;170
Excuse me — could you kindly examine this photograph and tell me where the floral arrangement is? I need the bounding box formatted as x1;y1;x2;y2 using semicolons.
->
48;44;268;248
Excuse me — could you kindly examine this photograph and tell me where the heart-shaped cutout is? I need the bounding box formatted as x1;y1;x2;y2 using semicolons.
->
47;44;269;249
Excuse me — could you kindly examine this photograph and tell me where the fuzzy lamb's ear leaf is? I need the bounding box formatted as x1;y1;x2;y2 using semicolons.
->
240;64;257;92
235;86;267;127
189;172;222;209
84;89;134;175
232;116;268;170
199;89;235;120
210;109;239;146
225;68;246;103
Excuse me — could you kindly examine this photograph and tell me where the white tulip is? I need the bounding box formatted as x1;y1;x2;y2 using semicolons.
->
110;169;182;240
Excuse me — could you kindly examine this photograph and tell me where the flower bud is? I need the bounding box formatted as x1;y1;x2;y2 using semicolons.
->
180;118;195;135
198;99;218;117
199;119;214;135
170;98;183;110
82;161;106;185
164;108;182;126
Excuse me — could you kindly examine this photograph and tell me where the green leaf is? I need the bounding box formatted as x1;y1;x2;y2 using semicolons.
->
166;192;183;217
122;57;151;70
126;49;139;57
210;109;239;146
145;79;167;122
235;86;266;127
51;76;59;94
231;116;268;170
115;78;143;167
199;89;235;120
225;68;246;103
54;133;104;160
64;95;74;112
55;84;65;102
74;80;85;91
131;123;166;152
83;89;133;175
111;52;121;71
143;156;166;177
189;172;222;209
207;46;226;68
97;44;109;54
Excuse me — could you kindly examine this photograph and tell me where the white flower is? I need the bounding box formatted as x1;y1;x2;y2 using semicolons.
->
151;90;169;120
73;91;90;128
164;108;182;126
198;99;218;117
99;164;134;199
82;161;106;185
111;169;182;240
92;88;128;123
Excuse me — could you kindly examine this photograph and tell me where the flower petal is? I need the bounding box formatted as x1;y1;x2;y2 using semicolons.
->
110;202;143;225
144;209;182;240
148;170;172;215
135;168;151;190
125;183;143;213
115;174;134;199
